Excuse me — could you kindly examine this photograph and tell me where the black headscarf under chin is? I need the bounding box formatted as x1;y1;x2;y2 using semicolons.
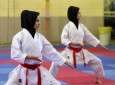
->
67;6;79;28
21;10;39;38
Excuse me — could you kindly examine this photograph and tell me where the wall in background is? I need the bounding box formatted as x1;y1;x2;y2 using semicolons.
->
0;0;104;45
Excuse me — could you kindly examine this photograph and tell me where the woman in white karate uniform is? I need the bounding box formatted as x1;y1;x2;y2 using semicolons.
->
50;6;108;85
5;10;69;85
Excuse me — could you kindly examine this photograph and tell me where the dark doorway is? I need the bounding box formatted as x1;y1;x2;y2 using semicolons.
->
104;0;115;39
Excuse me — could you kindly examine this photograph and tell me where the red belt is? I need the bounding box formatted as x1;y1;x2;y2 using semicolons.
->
21;64;41;85
69;46;85;68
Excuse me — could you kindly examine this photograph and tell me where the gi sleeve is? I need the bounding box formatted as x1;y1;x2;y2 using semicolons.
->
82;24;100;47
61;25;71;46
40;34;66;66
11;34;27;64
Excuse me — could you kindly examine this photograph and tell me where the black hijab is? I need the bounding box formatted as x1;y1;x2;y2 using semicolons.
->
67;6;79;28
21;10;39;38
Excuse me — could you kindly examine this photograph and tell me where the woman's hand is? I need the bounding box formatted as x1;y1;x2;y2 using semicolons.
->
96;44;109;51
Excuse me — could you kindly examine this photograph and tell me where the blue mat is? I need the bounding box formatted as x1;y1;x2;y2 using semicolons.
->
0;46;115;84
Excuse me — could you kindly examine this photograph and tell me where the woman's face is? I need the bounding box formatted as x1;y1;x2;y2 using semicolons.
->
34;16;40;30
77;12;81;20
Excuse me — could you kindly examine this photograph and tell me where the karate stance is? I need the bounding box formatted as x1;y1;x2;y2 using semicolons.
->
50;6;108;85
5;10;70;85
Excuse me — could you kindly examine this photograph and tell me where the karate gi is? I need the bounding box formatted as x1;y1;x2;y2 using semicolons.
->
50;21;104;78
5;28;65;85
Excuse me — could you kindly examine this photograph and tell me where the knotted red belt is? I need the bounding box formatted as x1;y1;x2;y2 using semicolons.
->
68;46;85;68
21;63;41;85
